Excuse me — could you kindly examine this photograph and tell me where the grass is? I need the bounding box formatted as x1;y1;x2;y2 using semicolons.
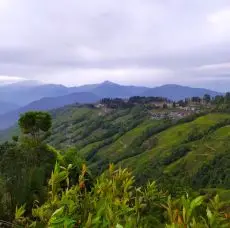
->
93;119;163;162
164;125;230;174
118;113;230;183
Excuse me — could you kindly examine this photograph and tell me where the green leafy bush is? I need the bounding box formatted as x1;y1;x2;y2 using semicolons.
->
15;164;230;228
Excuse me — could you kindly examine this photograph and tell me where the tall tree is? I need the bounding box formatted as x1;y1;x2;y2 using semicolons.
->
225;92;230;103
203;94;211;103
191;96;201;103
18;111;52;142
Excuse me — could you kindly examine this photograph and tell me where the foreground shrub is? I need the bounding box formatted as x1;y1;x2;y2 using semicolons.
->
14;164;230;228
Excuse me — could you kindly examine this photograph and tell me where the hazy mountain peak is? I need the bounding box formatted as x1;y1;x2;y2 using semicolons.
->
100;80;118;86
160;84;184;88
142;84;221;101
6;80;43;87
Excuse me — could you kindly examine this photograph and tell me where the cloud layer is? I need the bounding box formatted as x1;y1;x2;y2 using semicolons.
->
0;0;230;91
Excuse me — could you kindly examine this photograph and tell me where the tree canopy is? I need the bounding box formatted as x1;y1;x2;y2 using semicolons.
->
18;111;52;141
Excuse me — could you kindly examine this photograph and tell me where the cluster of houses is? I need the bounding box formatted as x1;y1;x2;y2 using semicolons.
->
94;96;211;121
149;101;203;120
151;110;194;120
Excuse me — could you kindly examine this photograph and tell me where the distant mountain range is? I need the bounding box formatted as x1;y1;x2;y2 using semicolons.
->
0;101;20;115
0;80;148;106
0;82;68;106
0;92;99;130
0;80;221;105
89;80;148;98
141;84;221;101
0;80;223;129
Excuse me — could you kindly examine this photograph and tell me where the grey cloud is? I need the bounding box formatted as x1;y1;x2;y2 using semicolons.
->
0;0;230;90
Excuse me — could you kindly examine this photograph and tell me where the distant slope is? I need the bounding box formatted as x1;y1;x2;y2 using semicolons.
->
0;101;20;114
20;91;99;110
68;83;99;93
0;83;69;106
141;84;221;100
1;80;42;88
0;92;99;130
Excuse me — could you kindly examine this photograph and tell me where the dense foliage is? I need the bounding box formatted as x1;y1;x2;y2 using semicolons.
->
100;96;170;109
0;112;57;221
0;96;230;227
15;164;230;227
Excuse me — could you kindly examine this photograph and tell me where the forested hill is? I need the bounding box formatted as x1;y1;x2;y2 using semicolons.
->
43;101;230;192
1;97;230;192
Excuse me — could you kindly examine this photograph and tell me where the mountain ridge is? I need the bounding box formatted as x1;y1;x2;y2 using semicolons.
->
141;84;221;100
1;80;223;104
0;81;224;129
0;92;99;130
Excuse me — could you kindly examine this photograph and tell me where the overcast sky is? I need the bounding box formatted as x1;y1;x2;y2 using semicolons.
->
0;0;230;91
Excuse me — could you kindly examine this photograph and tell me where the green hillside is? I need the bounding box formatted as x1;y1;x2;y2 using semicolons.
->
1;103;230;193
33;105;229;192
0;103;230;225
119;113;230;188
